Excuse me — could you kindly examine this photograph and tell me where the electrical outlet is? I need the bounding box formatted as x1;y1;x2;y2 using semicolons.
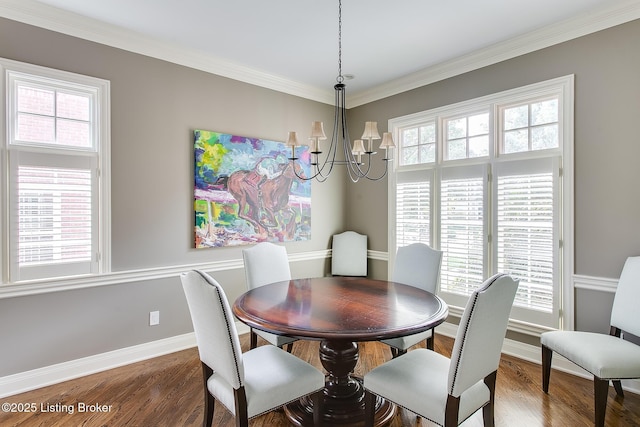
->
149;310;160;326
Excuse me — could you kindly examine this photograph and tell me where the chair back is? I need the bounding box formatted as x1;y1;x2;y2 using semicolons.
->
610;256;640;337
243;242;292;289
180;270;244;389
331;231;368;276
392;243;442;293
448;273;518;397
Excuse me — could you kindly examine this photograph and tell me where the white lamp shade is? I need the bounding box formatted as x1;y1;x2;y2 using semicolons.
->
352;139;366;154
310;121;327;139
286;131;300;147
379;132;396;149
361;121;381;140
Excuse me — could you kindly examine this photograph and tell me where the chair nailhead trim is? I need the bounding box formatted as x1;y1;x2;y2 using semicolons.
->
449;274;503;396
199;270;243;387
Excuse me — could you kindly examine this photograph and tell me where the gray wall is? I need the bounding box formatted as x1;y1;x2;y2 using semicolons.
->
0;17;345;376
347;19;640;333
3;15;640;377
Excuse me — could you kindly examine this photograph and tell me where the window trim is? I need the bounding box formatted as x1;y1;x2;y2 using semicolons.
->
388;75;574;334
1;57;111;286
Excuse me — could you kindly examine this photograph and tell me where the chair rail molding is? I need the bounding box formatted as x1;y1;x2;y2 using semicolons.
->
0;249;331;299
573;274;619;293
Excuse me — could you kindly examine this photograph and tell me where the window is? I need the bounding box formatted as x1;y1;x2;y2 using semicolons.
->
1;58;110;284
444;111;490;160
501;98;559;153
389;76;573;331
399;122;436;166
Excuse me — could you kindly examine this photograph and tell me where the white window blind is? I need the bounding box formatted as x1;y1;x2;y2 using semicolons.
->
494;158;559;326
439;166;486;300
18;166;92;267
9;151;98;281
497;174;553;311
395;171;432;250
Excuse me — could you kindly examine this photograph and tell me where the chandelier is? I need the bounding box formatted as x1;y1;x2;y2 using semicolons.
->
286;0;395;183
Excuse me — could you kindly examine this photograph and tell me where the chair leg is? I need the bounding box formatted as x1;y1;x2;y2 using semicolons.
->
312;389;324;426
364;389;376;427
541;344;552;393
482;371;497;427
444;394;460;427
594;377;609;427
426;329;435;350
250;330;258;349
234;387;249;427
204;392;215;427
201;363;215;427
612;380;624;397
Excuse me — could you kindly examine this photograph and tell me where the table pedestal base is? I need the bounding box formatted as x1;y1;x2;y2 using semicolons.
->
284;340;396;427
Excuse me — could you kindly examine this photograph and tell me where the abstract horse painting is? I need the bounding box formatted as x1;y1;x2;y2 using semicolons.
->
194;130;311;248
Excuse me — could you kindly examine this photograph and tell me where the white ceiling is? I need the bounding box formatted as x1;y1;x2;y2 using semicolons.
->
3;0;640;105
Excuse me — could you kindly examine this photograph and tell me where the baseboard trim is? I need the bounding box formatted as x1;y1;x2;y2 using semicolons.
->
3;321;638;399
0;332;196;398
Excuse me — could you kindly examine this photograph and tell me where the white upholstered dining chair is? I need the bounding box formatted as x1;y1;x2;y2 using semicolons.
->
180;270;324;427
364;273;519;427
541;256;640;427
331;231;368;276
242;242;298;352
381;243;443;357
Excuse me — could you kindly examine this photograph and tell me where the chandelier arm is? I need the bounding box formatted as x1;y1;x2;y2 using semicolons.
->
364;159;391;181
338;83;367;182
308;82;343;181
294;160;332;182
293;88;343;181
292;143;333;181
359;156;393;181
345;145;373;180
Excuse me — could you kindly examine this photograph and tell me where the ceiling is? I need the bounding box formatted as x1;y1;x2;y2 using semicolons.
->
3;0;640;106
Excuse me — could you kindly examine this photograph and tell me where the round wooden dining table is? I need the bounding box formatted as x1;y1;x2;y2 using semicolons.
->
232;276;448;427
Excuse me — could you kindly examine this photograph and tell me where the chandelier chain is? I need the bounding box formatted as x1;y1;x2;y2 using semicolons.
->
337;0;343;83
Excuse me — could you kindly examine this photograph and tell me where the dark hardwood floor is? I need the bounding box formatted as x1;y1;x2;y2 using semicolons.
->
1;334;639;426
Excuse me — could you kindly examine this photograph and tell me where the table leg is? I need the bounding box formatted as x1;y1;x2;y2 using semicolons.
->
284;340;396;427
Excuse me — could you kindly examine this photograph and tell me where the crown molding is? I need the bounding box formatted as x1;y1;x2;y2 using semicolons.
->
0;0;334;104
2;0;640;108
347;0;640;107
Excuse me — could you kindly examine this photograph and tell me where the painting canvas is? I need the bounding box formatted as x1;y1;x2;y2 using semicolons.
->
194;130;311;248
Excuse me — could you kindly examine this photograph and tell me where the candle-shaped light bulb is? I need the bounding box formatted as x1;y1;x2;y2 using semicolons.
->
286;131;300;160
379;132;396;160
361;121;381;153
352;139;366;164
310;121;326;153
